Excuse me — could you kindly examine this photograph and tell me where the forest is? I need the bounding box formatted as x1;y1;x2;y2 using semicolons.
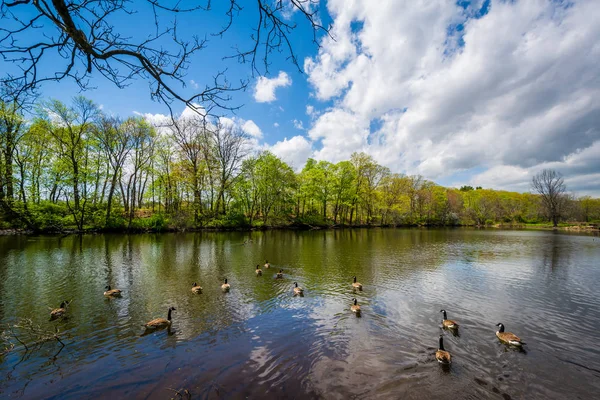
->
1;97;599;233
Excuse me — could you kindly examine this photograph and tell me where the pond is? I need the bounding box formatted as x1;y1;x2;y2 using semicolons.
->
1;229;599;399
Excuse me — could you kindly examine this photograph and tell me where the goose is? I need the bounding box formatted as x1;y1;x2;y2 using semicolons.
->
496;323;524;346
255;265;263;276
350;298;361;314
276;269;284;279
143;307;175;330
221;278;231;291
352;276;363;291
104;285;122;297
435;335;452;364
264;260;271;269
293;282;304;296
440;309;459;329
191;282;203;293
50;301;68;320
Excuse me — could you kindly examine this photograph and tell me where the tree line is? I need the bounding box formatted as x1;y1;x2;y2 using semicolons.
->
1;97;599;232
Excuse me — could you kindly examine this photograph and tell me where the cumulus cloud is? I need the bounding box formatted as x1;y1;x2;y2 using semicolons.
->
305;0;600;195
269;135;314;170
189;79;199;89
293;119;305;130
254;71;292;102
241;120;263;139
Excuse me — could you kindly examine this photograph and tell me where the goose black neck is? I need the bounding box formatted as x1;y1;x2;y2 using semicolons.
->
353;276;357;283
498;324;504;333
107;285;111;290
168;308;173;320
439;336;445;350
354;299;357;305
442;310;447;320
224;279;228;284
295;282;298;287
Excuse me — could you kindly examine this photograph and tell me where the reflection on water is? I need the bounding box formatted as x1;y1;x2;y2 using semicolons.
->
1;229;599;399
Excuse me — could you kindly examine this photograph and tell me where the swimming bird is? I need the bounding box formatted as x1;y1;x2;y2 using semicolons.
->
264;260;271;269
256;265;263;276
50;301;68;320
191;282;203;293
351;298;361;314
352;276;363;291
104;285;122;297
440;309;459;329
143;307;175;330
276;269;284;279
435;335;452;364
221;278;231;291
293;282;304;296
496;323;524;346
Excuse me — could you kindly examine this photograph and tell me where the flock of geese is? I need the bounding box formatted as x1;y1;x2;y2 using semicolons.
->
48;259;525;364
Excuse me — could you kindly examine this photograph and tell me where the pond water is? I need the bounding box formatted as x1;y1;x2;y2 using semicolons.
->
1;229;599;399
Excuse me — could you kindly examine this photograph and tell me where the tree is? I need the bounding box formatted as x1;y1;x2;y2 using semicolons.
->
531;169;568;227
0;0;327;113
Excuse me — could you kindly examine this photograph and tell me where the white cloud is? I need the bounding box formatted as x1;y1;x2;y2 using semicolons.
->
254;71;292;103
189;79;199;89
306;105;315;117
304;0;600;195
241;120;263;139
293;119;305;130
274;122;280;128
269;135;314;170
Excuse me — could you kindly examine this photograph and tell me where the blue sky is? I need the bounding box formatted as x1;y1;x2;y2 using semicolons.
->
2;0;599;196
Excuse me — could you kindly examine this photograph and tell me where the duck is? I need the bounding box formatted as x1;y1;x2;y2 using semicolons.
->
496;323;524;346
435;335;452;364
276;269;284;279
350;298;361;314
221;278;231;291
352;276;363;291
440;309;459;329
293;282;304;296
191;282;203;293
264;260;271;269
143;307;175;330
50;301;68;320
104;285;122;297
255;265;263;276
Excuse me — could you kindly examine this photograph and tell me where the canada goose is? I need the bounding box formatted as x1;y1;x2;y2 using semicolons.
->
144;307;175;330
352;276;363;290
435;335;452;364
496;323;524;346
264;260;271;269
256;265;263;276
276;269;283;279
104;285;122;297
191;282;203;293
293;282;304;296
50;301;68;320
350;298;361;314
440;309;459;329
221;278;231;291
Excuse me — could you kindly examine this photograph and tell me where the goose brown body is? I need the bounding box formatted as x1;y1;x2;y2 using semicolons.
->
264;260;270;269
276;269;283;279
293;282;304;296
496;323;523;346
104;285;122;297
221;279;231;291
350;298;361;313
352;276;363;290
50;301;68;320
435;335;452;364
191;282;203;293
144;307;175;330
440;310;459;329
256;265;263;276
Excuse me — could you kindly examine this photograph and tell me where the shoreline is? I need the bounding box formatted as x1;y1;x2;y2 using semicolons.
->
1;223;598;236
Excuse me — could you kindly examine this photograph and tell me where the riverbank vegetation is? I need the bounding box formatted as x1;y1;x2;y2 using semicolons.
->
1;97;599;233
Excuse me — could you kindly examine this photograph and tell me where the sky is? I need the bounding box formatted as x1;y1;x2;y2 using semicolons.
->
2;0;599;196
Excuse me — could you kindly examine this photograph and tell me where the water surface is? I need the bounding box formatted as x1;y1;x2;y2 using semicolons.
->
1;229;599;399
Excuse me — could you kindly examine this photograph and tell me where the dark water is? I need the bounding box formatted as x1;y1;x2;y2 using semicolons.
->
1;229;599;399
